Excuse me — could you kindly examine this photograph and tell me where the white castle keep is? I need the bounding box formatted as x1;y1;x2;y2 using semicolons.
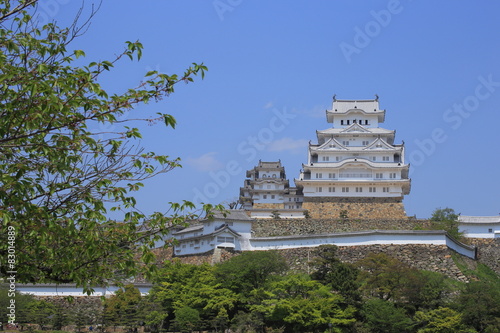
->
241;96;411;219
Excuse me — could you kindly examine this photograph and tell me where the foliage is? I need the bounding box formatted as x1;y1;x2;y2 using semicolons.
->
250;274;356;332
172;306;201;333
309;244;361;303
360;298;414;333
214;251;288;295
453;281;500;332
0;0;218;292
230;311;265;333
149;261;238;331
103;284;145;329
429;207;463;240
414;307;475;333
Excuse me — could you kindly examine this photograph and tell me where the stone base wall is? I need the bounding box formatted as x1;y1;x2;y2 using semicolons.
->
278;244;470;282
253;203;284;210
160;245;470;282
303;197;407;219
465;238;500;275
252;218;429;237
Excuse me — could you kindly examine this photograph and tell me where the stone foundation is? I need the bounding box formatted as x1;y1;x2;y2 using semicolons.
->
253;203;284;210
279;244;470;282
252;218;429;237
303;197;407;219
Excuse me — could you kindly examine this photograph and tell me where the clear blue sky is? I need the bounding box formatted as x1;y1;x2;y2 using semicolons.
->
43;1;500;218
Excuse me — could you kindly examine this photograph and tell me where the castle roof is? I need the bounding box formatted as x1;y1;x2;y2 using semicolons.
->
458;216;500;224
326;98;386;123
317;127;394;135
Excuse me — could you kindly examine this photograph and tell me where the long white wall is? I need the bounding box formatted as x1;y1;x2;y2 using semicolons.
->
17;283;153;297
249;230;476;259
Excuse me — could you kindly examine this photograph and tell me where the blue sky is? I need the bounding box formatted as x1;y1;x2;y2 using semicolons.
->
41;1;500;218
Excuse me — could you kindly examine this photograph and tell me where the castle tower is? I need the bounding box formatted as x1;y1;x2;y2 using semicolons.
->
294;97;411;219
240;160;303;217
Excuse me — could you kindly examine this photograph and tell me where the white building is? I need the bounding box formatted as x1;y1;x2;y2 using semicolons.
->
295;97;411;199
170;210;476;259
458;215;500;238
239;161;304;218
173;210;254;256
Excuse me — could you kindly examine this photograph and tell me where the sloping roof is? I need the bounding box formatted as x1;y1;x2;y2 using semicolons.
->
172;224;203;235
458;216;500;224
209;210;253;221
317;127;394;135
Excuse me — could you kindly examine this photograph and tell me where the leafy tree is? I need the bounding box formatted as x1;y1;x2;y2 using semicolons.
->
214;251;288;295
0;286;36;326
357;252;431;308
230;311;265;333
0;0;214;292
360;298;414;333
24;299;57;329
251;274;356;333
103;284;145;330
310;244;361;303
414;307;475;333
429;207;462;240
172;306;200;333
149;261;238;331
454;281;500;332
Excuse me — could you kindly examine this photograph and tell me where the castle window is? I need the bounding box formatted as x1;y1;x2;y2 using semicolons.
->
289;198;292;201
365;120;369;125
342;187;349;193
316;187;323;192
372;156;376;161
263;174;267;178
217;236;234;243
341;120;344;125
342;141;350;146
369;187;376;192
389;173;396;179
322;156;330;161
355;187;363;192
347;120;350;125
263;195;267;199
329;173;335;178
383;156;390;161
272;174;276;178
353;119;357;123
362;140;369;145
375;173;383;179
383;187;389;192
271;195;275;199
489;229;493;233
329;187;335;192
315;173;322;179
336;156;340;161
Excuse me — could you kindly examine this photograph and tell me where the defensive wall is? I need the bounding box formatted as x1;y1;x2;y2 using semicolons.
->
302;197;408;219
251;217;431;236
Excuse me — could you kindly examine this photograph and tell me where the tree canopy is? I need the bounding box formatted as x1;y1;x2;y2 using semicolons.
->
0;0;215;292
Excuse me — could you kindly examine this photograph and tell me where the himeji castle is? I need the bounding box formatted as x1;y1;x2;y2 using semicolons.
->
241;96;412;219
294;96;411;219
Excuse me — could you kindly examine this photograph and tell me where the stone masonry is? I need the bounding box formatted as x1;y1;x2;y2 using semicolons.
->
253;203;284;210
302;197;407;219
251;217;430;237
